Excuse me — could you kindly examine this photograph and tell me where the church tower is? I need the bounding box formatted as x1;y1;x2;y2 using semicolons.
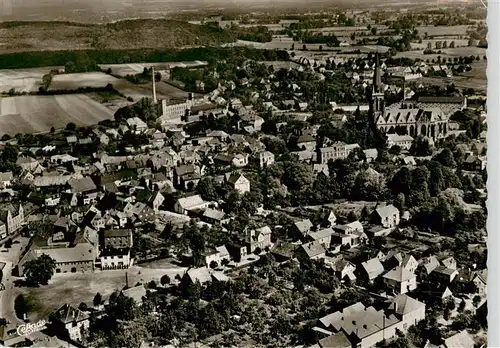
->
370;52;385;124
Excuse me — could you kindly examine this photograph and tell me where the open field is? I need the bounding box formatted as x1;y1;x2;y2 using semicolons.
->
48;72;122;91
0;94;114;135
416;61;487;93
25;265;187;321
99;61;209;77
395;46;487;60
0;67;62;93
415;25;472;37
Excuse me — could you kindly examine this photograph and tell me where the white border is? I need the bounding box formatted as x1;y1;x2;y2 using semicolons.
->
487;0;499;346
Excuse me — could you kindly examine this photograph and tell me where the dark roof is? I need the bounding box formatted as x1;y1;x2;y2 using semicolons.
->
417;96;465;104
52;304;89;324
104;229;131;238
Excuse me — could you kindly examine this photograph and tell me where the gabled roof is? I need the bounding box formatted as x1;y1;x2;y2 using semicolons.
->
376;204;399;218
52;304;89;324
122;284;146;304
300;241;326;258
389;294;425;316
294;219;313;234
383;266;416;282
176;195;205;210
444;330;475;348
361;258;385;280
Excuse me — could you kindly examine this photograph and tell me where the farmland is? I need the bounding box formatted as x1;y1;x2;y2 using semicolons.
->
48;72;122;91
0;94;114;135
99;61;209;77
0;67;61;94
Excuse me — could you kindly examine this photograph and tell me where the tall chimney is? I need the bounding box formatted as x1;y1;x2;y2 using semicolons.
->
152;67;157;104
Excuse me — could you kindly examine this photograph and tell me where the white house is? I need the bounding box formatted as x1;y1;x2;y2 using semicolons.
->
174;195;210;215
227;173;250;194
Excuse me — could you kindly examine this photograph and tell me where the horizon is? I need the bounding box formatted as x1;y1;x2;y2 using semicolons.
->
0;0;474;23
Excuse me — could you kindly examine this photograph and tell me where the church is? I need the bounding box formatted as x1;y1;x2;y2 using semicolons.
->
369;53;466;141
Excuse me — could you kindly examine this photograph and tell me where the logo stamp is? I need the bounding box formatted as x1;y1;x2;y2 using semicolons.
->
16;320;47;336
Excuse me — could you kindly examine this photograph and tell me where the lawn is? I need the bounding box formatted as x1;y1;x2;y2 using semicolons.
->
99;62;208;77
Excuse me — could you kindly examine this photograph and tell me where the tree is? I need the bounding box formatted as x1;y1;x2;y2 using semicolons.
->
93;292;102;307
66;122;76;131
160;274;170;287
449;41;455;48
2;144;19;163
14;294;37;320
108;291;137;321
210;260;218;269
148;280;157;289
473;295;482;308
23;254;56;286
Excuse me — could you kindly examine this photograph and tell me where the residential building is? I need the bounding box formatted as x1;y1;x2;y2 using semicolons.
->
174;195;210;215
386;134;414;150
245;226;272;253
205;245;230;267
50;304;90;342
0;204;24;235
226;173;250;194
297;241;326;261
361;258;385;282
383;266;418;294
103;229;133;249
373;204;400;228
258;151;275;168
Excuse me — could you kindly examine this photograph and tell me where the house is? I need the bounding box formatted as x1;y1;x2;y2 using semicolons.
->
433;265;459;283
387;294;426;329
183;267;229;285
50;304;90;341
297;134;316;151
386;134;414;150
126;117;148;133
419;255;440;275
327;256;357;282
227;243;248;263
307;228;335;249
245;226;272;253
226;173;250;194
258;151;275;168
373;204;400;228
463;155;487;171
174;195;210;215
100;249;132;270
202;208;227;225
149;191;165;211
232;154;249;167
0;204;24;235
361;258;385;282
297;241;326;261
401;255;419;273
292;219;313;238
472;269;487;295
444;330;475;348
318;295;425;348
205;245;230;267
122;284;147;306
0;172;13;188
103;229;133;249
270;240;297;262
383;266;417;294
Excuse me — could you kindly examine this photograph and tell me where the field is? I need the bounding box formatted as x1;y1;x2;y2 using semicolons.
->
415;25;472;37
99;61;209;77
24;265;187;321
0;94;114;135
48;72;122;91
395;46;487;60
0;67;61;93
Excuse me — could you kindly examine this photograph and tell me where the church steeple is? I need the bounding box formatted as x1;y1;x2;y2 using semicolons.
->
373;51;382;94
370;51;385;121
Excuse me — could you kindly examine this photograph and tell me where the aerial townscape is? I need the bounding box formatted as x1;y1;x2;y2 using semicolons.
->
0;0;488;347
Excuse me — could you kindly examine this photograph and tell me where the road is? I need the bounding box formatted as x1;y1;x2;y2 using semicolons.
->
0;237;30;327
